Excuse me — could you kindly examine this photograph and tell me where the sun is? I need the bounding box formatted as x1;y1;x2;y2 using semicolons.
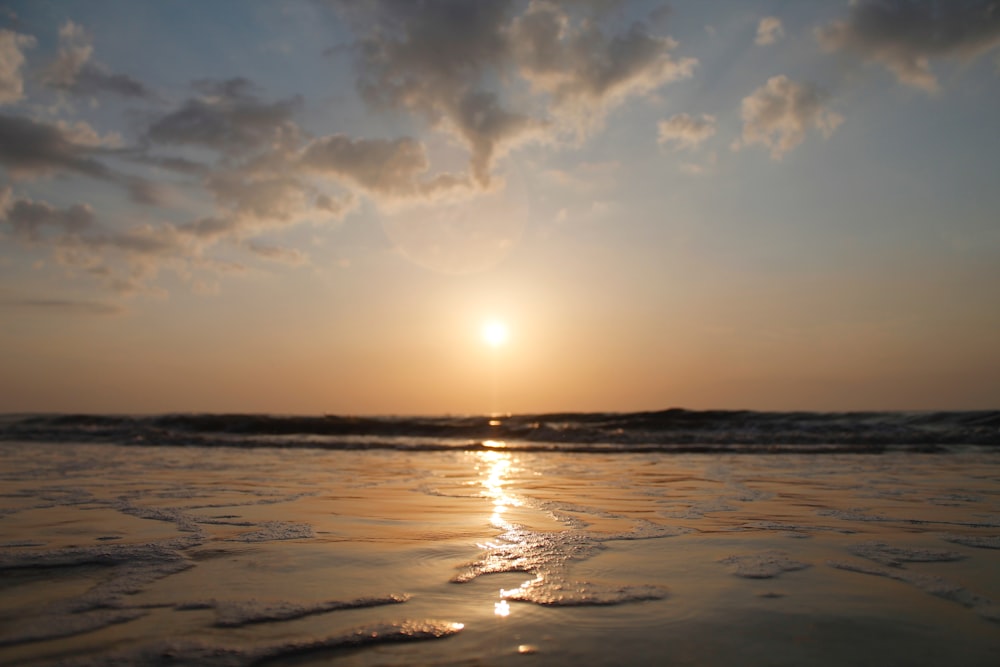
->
482;320;509;347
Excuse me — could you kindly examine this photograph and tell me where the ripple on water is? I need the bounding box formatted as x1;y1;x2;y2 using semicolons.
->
939;534;1000;550
0;609;147;649
828;560;1000;624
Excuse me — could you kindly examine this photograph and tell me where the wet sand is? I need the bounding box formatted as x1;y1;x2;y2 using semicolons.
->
1;442;999;666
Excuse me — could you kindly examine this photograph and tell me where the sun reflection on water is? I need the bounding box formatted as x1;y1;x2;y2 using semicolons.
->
479;448;521;531
475;448;531;615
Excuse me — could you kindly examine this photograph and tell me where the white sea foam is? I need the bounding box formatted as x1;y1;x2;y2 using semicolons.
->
58;620;465;666
209;595;410;627
848;541;964;567
452;509;683;607
228;520;315;542
719;551;811;578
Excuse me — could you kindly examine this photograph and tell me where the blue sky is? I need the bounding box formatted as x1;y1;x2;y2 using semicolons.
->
2;1;999;414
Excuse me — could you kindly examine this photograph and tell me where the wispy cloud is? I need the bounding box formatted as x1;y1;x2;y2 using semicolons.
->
1;297;124;316
657;113;716;151
41;21;153;99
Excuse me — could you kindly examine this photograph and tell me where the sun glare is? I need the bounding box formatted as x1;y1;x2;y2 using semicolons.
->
482;320;509;347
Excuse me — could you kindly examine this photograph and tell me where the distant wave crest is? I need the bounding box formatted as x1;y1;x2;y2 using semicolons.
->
2;409;998;453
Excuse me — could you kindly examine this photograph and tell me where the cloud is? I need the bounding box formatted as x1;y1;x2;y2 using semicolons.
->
352;0;538;187
0;298;124;316
0;189;194;295
817;0;1000;92
145;78;358;237
349;0;696;187
299;134;471;199
55;119;124;148
0;113;157;203
0;186;94;240
245;241;307;265
0;28;35;104
42;21;152;98
509;1;697;133
755;16;784;46
657;112;716;150
679;151;717;175
736;75;843;159
147;78;302;157
0;112;116;178
43;22;93;89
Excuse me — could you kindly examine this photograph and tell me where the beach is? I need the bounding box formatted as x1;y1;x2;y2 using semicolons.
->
2;437;999;666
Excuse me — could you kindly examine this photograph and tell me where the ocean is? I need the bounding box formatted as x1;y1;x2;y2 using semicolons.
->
1;410;999;666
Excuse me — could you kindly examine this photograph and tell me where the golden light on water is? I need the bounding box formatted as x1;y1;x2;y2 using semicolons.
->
479;450;520;530
476;450;529;617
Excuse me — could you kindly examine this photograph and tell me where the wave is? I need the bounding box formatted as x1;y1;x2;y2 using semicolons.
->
2;409;998;453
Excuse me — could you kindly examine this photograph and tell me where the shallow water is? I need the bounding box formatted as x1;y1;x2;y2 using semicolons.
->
1;442;999;666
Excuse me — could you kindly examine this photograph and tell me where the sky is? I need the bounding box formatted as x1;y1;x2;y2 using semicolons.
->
1;0;999;415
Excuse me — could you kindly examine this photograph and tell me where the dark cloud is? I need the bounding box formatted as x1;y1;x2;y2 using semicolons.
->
352;0;528;186
354;1;514;111
0;113;158;203
177;216;237;240
818;0;1000;92
0;188;94;240
300;133;470;197
0;112;113;178
510;3;696;112
147;78;302;156
451;90;541;187
42;21;152;99
82;228;182;256
205;170;319;225
349;0;695;186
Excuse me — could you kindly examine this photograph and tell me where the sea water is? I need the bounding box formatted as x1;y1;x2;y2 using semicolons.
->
1;412;999;666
